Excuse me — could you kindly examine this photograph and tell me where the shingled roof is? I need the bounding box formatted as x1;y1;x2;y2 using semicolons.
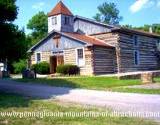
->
28;30;113;52
63;32;111;47
48;1;73;17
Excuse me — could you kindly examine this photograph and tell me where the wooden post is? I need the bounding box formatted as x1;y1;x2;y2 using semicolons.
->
141;72;154;84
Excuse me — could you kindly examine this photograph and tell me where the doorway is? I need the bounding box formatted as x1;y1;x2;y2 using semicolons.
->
50;56;64;74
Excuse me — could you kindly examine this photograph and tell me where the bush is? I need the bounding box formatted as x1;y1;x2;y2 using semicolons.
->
31;62;50;74
56;64;80;75
12;60;27;74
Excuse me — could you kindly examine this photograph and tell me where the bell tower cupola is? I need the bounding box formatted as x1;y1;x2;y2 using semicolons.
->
48;1;74;33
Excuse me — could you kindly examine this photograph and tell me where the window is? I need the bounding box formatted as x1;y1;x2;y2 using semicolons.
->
53;35;60;48
36;53;41;63
156;40;160;51
133;35;138;46
77;49;83;59
55;38;60;48
134;50;139;65
52;17;57;25
77;48;85;66
64;17;70;25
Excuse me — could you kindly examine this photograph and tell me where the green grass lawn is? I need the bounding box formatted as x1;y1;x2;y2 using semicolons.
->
14;77;160;94
111;88;160;94
111;77;160;94
0;92;158;125
15;77;141;90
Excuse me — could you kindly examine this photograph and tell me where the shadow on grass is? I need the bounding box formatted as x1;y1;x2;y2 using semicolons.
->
16;78;81;88
0;79;77;101
0;92;31;109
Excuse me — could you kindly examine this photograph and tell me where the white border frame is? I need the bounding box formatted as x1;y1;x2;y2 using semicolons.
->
75;47;85;67
52;16;57;25
35;52;42;64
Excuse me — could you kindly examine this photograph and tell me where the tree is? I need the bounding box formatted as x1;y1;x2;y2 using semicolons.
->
0;0;30;72
93;2;122;25
27;11;48;45
122;24;133;29
0;0;18;22
123;24;160;35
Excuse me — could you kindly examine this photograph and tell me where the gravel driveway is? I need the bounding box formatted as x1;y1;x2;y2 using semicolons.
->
0;79;160;120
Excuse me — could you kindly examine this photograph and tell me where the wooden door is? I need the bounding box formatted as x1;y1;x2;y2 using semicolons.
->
57;56;64;65
50;56;57;74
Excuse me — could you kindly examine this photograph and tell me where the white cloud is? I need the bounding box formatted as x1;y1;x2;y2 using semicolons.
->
130;0;149;13
32;2;45;10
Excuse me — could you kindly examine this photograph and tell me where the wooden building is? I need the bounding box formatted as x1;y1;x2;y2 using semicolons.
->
28;1;160;75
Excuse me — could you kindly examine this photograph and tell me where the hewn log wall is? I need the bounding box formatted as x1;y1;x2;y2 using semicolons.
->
93;46;116;74
118;33;159;72
64;49;76;65
64;47;94;75
92;32;159;73
31;51;51;65
92;33;119;73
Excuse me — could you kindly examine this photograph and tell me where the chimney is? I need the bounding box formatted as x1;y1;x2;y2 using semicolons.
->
149;27;153;33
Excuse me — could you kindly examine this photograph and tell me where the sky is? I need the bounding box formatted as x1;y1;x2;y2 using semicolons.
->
14;0;160;34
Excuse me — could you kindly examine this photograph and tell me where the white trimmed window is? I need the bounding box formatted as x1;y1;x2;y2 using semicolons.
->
36;53;41;63
52;17;57;25
76;48;85;67
134;50;139;65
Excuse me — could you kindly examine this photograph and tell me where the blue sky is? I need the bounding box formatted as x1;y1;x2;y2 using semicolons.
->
14;0;160;34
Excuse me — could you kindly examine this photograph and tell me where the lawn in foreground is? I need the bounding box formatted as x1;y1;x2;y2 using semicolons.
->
110;77;160;94
15;77;141;90
0;92;158;125
111;88;160;94
15;77;160;94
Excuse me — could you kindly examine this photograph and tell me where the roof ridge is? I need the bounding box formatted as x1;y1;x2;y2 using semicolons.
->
48;1;73;17
74;15;116;28
86;34;115;47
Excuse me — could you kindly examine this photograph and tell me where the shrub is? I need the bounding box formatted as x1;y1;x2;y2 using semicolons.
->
56;64;80;75
12;60;27;74
31;62;50;74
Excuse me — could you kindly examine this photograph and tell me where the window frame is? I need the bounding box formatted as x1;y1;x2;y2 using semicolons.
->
134;50;140;65
35;52;42;64
52;16;57;25
53;37;60;48
76;48;85;67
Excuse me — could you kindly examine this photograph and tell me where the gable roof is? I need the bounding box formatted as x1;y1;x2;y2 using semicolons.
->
74;15;115;29
48;1;73;17
63;32;109;47
90;26;160;38
28;30;113;52
111;27;160;38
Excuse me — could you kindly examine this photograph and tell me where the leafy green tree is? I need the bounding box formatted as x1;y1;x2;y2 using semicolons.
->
93;2;122;25
0;0;30;72
27;11;48;45
122;24;133;29
0;0;18;22
13;59;27;74
134;25;150;32
123;24;160;35
152;24;160;34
